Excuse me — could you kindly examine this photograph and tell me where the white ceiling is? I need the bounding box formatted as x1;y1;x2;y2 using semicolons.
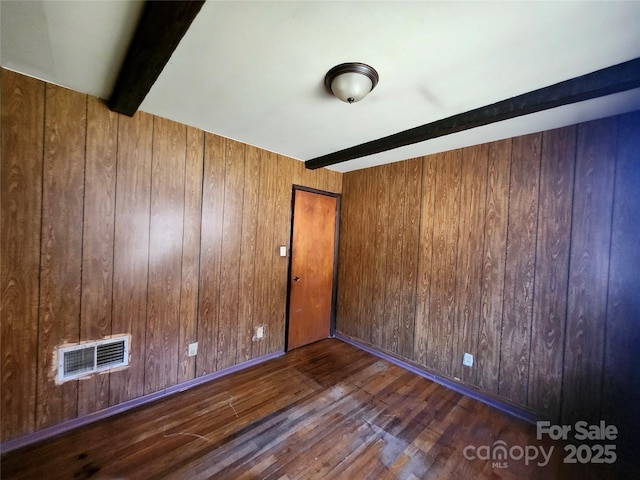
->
2;1;640;173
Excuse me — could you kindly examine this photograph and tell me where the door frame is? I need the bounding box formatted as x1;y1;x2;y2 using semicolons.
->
284;185;341;352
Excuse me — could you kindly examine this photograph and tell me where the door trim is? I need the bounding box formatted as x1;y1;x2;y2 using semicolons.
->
284;185;341;352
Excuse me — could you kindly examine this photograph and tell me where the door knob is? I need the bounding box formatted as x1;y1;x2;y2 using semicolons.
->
293;276;300;282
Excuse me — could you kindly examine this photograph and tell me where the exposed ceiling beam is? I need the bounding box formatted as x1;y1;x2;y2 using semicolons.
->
109;0;205;117
306;57;640;170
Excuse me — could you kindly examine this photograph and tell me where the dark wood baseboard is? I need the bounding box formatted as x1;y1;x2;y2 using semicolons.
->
333;331;540;424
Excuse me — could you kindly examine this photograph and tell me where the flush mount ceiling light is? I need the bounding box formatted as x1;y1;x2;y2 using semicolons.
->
324;62;379;104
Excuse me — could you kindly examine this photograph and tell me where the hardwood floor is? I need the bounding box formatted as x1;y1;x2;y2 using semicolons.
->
1;340;632;479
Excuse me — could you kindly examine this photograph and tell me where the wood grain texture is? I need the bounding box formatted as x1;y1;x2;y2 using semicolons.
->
344;169;363;341
270;154;294;353
265;151;284;356
78;96;118;416
36;84;87;429
398;158;422;359
2;71;345;442
413;155;436;366
383;161;406;354
451;144;488;383
347;172;365;340
426;150;461;376
288;190;336;349
217;139;245;370
477;139;511;393
145;117;186;394
528;126;575;420
197;133;225;375
325;168;343;194
252;150;277;358
357;168;377;345
371;164;391;348
177;126;204;384
335;113;637;428
1;70;44;441
5;340;613;480
562;118;617;425
601;112;640;455
291;157;306;187
293;161;342;195
336;173;358;339
110;111;154;406
499;133;541;404
7;69;639;449
237;145;260;363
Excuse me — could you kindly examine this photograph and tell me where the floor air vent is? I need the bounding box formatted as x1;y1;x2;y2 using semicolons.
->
57;336;129;383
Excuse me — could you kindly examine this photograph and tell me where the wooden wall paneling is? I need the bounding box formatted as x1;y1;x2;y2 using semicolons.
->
336;173;356;338
451;144;488;383
297;162;320;191
316;166;330;193
1;71;44;441
270;155;294;353
370;164;391;348
216;139;245;369
8;66;640;439
336;174;362;338
145;117;186;394
562;118;617;424
78;96;118;416
318;168;328;192
339;172;364;339
352;173;368;340
252;151;277;358
382;161;407;354
291;158;305;187
498;133;541;404
602;112;640;451
426;150;461;376
528;126;576;420
237;145;260;363
356;168;377;345
294;162;310;188
398;158;422;359
311;165;325;192
248;146;267;358
292;159;342;193
265;151;282;355
476;139;511;393
413;155;437;366
323;167;334;193
36;84;87;429
325;168;343;194
177;126;204;384
110;111;153;405
197;133;225;374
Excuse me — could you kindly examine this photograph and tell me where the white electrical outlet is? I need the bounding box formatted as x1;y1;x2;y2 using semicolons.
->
463;352;474;367
188;342;198;357
256;326;265;339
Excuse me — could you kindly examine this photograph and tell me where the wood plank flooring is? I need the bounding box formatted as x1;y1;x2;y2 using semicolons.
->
1;340;632;479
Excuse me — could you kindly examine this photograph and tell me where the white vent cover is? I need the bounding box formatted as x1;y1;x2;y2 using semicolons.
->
57;336;129;383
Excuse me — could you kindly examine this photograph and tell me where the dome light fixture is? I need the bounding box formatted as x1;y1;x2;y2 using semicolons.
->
324;62;379;104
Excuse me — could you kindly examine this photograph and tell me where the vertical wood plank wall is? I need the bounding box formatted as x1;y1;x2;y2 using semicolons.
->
337;111;640;448
0;70;341;442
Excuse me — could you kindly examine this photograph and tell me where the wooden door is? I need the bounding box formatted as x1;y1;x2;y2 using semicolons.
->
287;188;339;350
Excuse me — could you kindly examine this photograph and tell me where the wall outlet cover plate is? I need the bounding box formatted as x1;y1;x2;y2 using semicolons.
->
463;352;473;367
